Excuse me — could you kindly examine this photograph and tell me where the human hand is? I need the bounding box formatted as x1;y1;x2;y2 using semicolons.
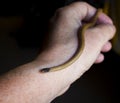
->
35;2;116;102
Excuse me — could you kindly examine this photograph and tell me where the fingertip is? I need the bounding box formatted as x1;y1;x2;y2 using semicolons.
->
101;42;112;52
95;53;104;64
97;12;113;24
106;24;116;40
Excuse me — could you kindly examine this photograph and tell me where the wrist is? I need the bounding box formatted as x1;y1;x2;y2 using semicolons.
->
34;42;78;70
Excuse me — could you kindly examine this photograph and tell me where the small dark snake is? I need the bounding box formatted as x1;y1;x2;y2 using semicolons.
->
40;9;102;73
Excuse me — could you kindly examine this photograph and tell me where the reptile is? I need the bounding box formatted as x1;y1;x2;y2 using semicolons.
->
40;9;102;73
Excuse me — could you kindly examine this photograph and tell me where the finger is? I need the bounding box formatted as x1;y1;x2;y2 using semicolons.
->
51;1;97;32
63;1;113;24
58;2;96;22
97;12;113;24
86;24;116;45
94;53;104;64
101;42;112;52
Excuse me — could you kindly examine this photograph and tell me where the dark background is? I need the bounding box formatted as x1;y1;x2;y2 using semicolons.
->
0;0;119;103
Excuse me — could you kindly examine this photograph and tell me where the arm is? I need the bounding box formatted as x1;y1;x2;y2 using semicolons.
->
0;2;116;103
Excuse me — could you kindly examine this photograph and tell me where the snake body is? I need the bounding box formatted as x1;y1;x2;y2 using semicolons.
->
40;9;102;73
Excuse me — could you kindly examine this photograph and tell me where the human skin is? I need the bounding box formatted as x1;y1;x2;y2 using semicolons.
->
0;2;116;103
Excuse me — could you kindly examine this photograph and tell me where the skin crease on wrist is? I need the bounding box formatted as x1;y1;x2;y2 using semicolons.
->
0;2;116;103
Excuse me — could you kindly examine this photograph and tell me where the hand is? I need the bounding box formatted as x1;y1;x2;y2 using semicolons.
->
0;2;116;103
35;1;116;102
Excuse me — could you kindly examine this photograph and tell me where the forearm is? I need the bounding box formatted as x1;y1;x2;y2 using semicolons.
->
0;2;116;103
0;42;100;103
0;61;53;103
0;46;77;103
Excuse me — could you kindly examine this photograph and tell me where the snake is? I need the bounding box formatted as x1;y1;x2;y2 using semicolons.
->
40;9;102;73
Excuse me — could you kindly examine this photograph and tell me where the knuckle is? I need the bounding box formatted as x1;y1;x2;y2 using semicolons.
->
54;1;90;20
107;24;116;39
51;7;68;23
55;8;64;15
71;1;89;8
55;7;68;19
76;1;88;6
54;8;63;18
55;7;73;19
110;24;116;34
